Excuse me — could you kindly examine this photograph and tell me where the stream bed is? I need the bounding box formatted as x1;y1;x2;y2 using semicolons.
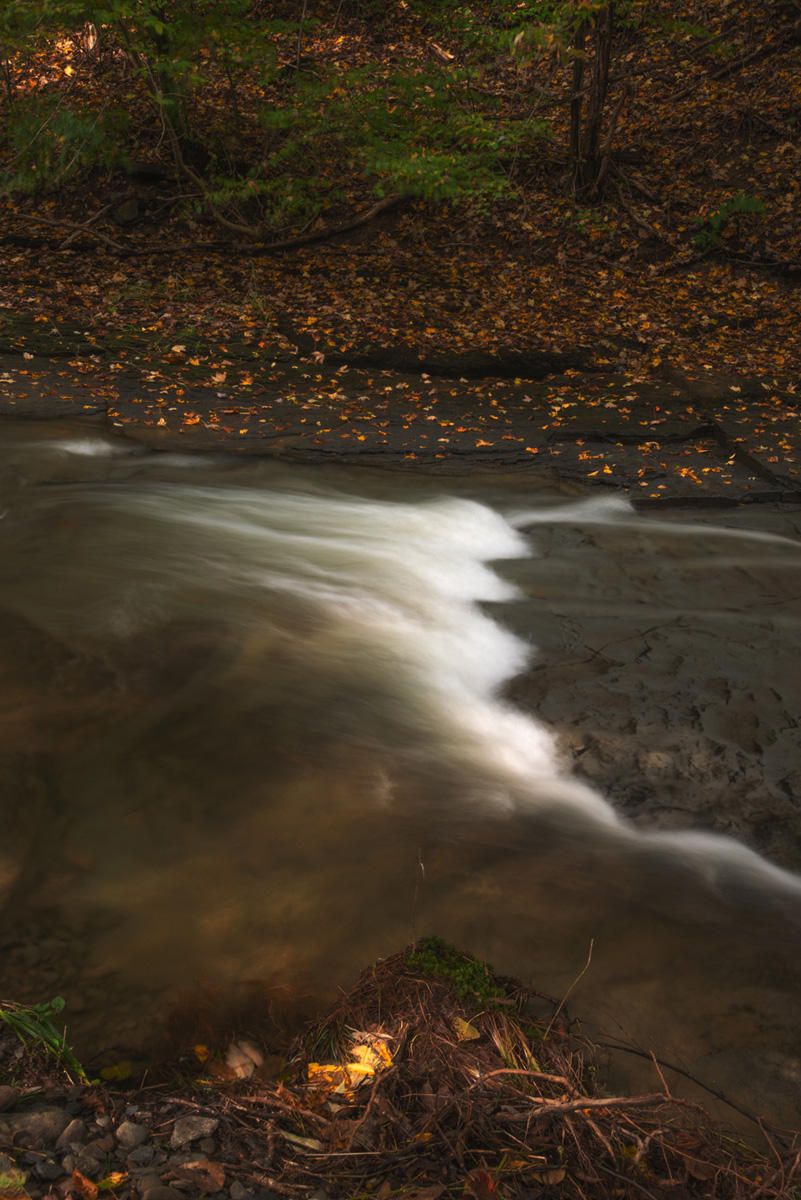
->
1;416;800;1128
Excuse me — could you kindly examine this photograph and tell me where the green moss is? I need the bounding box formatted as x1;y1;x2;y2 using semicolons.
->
403;936;508;1002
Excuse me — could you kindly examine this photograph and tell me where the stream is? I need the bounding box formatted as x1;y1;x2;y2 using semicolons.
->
1;417;800;1128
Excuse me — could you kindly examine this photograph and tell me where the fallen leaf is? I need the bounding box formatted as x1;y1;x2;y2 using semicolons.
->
453;1016;480;1042
99;1060;132;1081
279;1129;324;1152
172;1157;226;1193
71;1169;99;1200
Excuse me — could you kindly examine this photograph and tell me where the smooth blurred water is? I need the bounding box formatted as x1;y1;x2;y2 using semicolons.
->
1;417;800;1128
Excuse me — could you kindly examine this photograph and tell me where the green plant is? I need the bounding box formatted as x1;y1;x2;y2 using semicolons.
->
0;996;87;1081
692;191;766;250
404;935;509;1001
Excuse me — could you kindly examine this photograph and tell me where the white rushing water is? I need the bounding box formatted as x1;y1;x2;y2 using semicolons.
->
1;422;801;1121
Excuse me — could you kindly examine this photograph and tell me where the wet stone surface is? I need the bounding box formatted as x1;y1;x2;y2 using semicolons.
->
1;322;799;504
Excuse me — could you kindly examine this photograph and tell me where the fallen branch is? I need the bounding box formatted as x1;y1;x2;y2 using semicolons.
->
19;211;127;252
248;194;406;255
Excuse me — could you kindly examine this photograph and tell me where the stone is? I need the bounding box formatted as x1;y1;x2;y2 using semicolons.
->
0;1085;17;1112
197;1137;217;1154
170;1115;219;1149
229;1183;253;1200
0;1106;69;1148
55;1117;88;1149
75;1145;105;1175
117;1120;149;1149
34;1157;64;1181
141;1186;183;1200
128;1144;155;1167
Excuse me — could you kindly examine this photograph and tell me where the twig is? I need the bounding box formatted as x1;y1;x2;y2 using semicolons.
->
595;1040;787;1141
61;202;115;246
544;939;593;1041
525;1092;675;1117
20;212;126;252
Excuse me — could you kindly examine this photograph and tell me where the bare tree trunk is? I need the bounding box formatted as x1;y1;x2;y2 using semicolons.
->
569;18;587;175
570;2;616;201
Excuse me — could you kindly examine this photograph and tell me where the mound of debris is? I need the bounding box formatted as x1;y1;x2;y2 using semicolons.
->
2;940;799;1200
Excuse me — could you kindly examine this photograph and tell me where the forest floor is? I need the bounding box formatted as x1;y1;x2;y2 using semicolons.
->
1;0;800;503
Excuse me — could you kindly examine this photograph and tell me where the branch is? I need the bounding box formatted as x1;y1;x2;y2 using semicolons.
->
248;194;406;255
20;212;126;252
672;33;797;100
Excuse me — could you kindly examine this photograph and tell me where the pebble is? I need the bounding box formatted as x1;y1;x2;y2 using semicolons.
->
117;1119;150;1149
128;1144;156;1167
75;1145;106;1175
55;1116;88;1149
170;1114;219;1148
0;1085;17;1112
141;1186;183;1200
229;1183;253;1199
34;1157;64;1181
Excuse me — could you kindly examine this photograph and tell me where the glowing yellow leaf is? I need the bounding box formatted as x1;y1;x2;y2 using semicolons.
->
453;1016;480;1042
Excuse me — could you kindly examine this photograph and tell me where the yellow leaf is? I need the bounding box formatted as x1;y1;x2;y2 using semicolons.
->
97;1172;128;1192
453;1016;480;1042
0;1165;30;1198
99;1060;133;1081
194;1044;210;1062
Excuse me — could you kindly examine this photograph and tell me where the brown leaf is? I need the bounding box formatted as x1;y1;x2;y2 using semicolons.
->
71;1170;98;1200
172;1158;226;1193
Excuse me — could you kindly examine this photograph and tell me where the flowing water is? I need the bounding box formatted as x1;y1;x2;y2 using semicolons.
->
1;417;800;1126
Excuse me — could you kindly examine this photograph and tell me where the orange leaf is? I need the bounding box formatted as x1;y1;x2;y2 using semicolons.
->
72;1170;99;1200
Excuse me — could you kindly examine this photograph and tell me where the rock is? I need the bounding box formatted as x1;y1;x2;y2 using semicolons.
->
197;1137;217;1154
75;1145;106;1175
170;1115;219;1149
128;1144;155;1167
141;1186;183;1200
34;1157;64;1180
117;1119;149;1149
0;1086;17;1112
229;1183;253;1200
55;1116;88;1149
0;1106;69;1147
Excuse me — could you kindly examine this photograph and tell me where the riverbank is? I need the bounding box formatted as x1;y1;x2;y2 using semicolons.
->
1;312;800;505
3;942;800;1200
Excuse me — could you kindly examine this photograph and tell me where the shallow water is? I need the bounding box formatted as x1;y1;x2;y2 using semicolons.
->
1;417;800;1127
